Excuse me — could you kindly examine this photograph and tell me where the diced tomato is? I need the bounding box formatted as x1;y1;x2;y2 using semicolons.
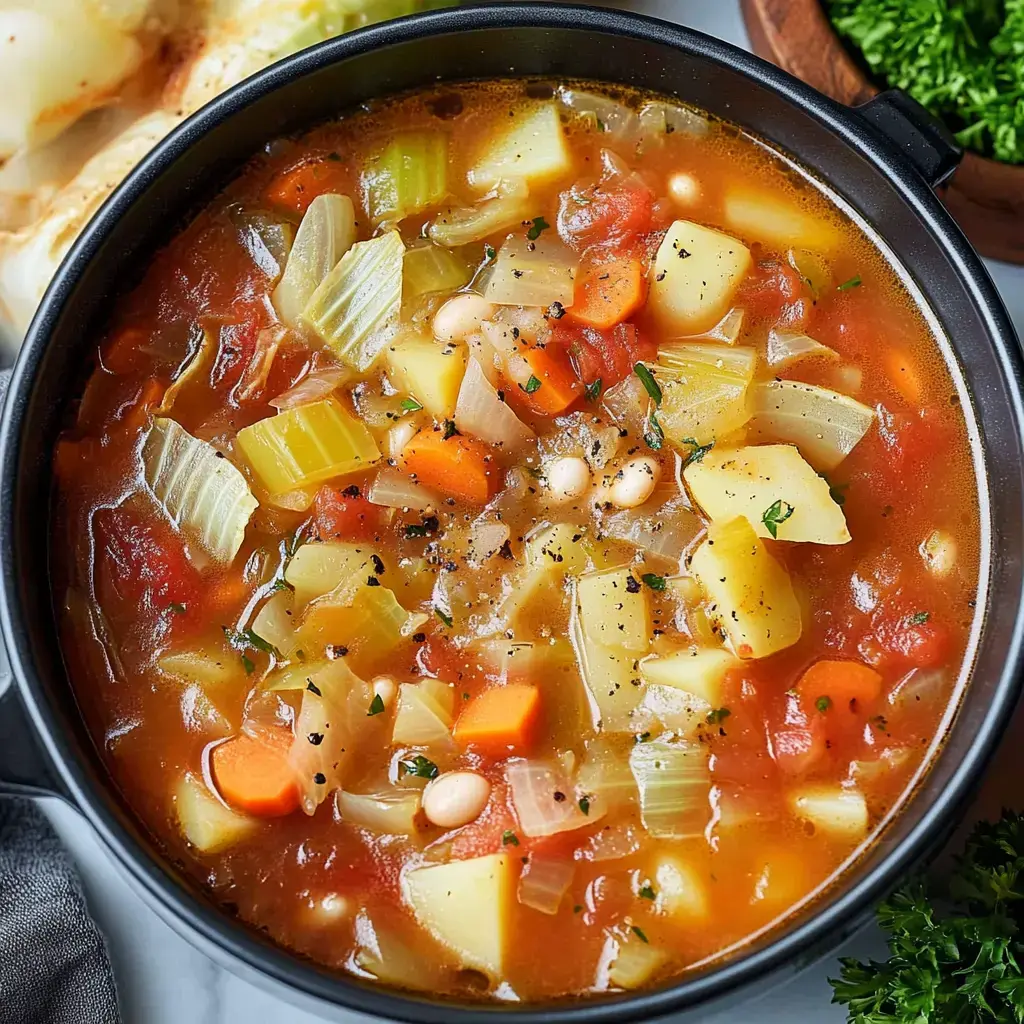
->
95;506;200;612
313;485;386;542
263;159;353;216
558;182;655;253
873;406;956;487
770;690;827;776
736;258;809;328
555;319;657;389
861;599;951;670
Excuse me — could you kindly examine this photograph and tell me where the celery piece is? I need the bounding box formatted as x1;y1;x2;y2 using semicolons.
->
365;131;449;225
402;241;473;308
302;230;405;371
143;417;258;564
236;397;380;497
629;739;710;839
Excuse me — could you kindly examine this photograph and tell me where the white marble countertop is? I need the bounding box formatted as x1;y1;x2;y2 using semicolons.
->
31;2;1024;1022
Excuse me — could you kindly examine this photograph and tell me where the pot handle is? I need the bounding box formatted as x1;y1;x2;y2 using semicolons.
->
0;367;64;799
854;89;963;189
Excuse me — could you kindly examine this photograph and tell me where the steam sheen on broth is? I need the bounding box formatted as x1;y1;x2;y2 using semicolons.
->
51;81;980;1001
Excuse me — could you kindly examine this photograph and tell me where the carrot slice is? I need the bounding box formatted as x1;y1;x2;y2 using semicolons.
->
568;254;646;330
401;428;496;504
797;659;883;711
263;160;351;216
520;344;581;415
212;730;300;817
454;684;542;755
884;348;924;406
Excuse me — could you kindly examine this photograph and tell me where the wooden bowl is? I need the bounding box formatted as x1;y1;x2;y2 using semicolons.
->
741;0;1024;264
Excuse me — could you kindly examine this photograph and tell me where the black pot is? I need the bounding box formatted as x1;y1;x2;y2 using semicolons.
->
2;5;1023;1022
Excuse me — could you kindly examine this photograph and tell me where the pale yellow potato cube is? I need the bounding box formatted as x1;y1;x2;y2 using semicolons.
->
385;335;467;420
468;103;572;190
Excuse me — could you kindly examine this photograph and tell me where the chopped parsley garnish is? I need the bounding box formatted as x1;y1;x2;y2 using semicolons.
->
400;397;423;412
578;796;590;816
816;695;833;713
633;362;663;405
706;707;732;725
910;610;931;625
644;412;664;451
242;628;279;656
367;694;386;716
523;375;542;394
762;499;795;539
638;884;656;901
631;925;649;944
680;437;715;466
837;274;862;292
435;607;453;627
526;215;550;241
484;243;497;263
585;378;603;402
442;418;458;440
268;577;294;594
399;755;438;780
641;572;666;591
502;830;520;846
241;654;255;675
405;523;429;539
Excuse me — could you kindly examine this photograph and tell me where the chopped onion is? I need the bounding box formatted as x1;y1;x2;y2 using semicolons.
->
429;179;533;247
392;680;455;749
467;518;511;566
888;667;948;710
158;328;217;414
579;823;641;862
558;88;639;141
638;101;708;140
270;366;350;411
250;590;296;657
601;374;649;436
336;790;422;836
455;356;536;451
749;379;875;471
518;855;574;915
273;193;356;327
142;417;257;565
386;417;420;459
367;468;439;511
629;739;710;839
698;307;745;344
766;328;838;369
787;247;832;298
483;235;578;308
601;495;702;566
508;759;593;837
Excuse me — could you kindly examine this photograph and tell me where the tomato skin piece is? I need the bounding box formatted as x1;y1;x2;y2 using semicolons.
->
95;506;200;612
313;486;386;542
557;320;656;389
736;258;809;328
558;182;655;253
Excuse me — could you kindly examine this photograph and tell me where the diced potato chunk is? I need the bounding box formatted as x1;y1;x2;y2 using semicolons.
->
689;516;802;658
526;522;589;575
653;853;710;923
684;444;850;544
608;931;670;989
723;188;841;253
788;785;868;842
174;773;256;853
639;646;738;707
402;852;516;974
648;220;751;335
577;566;651;652
468;103;572;190
385;335;467;420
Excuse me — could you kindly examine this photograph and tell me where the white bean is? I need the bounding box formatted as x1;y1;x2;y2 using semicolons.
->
668;171;702;207
422;770;491;829
371;675;397;709
546;456;591;503
607;456;661;508
432;293;496;343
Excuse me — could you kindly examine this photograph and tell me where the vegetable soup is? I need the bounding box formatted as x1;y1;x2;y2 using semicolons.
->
51;80;981;1000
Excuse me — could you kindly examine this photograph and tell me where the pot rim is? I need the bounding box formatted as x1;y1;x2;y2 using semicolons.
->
3;5;1024;1022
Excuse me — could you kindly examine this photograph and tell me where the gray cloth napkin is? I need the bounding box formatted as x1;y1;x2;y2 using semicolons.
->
0;797;120;1024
